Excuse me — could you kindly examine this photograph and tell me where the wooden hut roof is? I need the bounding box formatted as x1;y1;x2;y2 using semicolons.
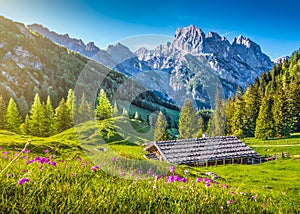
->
144;136;260;164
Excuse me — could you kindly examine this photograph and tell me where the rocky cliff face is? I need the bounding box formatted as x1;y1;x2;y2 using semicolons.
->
29;24;273;108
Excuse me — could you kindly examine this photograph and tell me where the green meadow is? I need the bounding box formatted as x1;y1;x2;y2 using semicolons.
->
0;118;299;213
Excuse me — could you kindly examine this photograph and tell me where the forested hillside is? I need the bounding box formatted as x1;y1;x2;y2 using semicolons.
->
225;50;300;139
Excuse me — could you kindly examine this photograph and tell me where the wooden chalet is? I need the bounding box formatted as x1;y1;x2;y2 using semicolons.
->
144;136;261;166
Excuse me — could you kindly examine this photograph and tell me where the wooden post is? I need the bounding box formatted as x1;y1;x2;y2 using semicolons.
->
241;158;243;164
223;159;225;165
232;158;234;164
215;159;217;166
251;158;254;165
260;158;262;164
206;160;208;167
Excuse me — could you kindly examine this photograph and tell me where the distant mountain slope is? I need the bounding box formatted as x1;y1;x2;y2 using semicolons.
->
0;16;177;119
28;24;273;108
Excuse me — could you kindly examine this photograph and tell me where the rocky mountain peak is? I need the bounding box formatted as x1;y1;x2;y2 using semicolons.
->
172;25;207;54
232;35;260;51
86;42;100;52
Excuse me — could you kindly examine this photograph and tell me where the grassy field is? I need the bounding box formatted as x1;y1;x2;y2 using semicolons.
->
0;119;299;213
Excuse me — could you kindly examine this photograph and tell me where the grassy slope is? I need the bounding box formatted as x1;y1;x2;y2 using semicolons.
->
0;120;300;212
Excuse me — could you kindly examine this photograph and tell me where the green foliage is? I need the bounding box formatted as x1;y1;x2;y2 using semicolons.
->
255;96;275;139
194;115;204;138
5;98;22;133
55;98;72;133
0;95;6;129
43;96;57;136
178;99;198;139
154;111;167;141
94;89;112;121
226;50;300;139
28;93;45;137
76;93;92;124
209;88;226;136
66;89;76;125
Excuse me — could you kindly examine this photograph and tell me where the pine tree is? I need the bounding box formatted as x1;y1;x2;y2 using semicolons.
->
225;97;234;135
195;114;205;138
43;96;57;136
134;112;139;120
28;93;45;136
178;99;198;139
210;88;226;136
0;95;7;129
121;108;128;117
20;114;30;135
17;95;29;119
287;78;300;132
55;98;72;133
6;98;22;133
255;96;275;139
77;93;92;124
273;83;291;137
154;111;167;141
243;84;261;137
94;89;112;121
66;89;76;125
113;102;119;117
232;87;245;138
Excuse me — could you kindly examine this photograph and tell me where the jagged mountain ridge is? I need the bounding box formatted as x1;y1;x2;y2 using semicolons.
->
28;24;273;108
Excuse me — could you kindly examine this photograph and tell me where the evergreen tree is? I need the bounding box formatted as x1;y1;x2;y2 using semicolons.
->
255;96;275;139
225;97;234;135
232;87;245;138
287;79;300;132
17;95;29;119
6;98;22;133
273;83;291;137
243;84;261;137
20;114;30;135
77;93;92;124
43;96;57;136
134;112;139;120
210;88;226;136
28;93;45;136
113;102;119;117
121;108;128;117
94;89;112;121
195;114;205;138
154;111;168;141
55;98;72;133
178;99;198;139
0;95;6;129
66;89;76;125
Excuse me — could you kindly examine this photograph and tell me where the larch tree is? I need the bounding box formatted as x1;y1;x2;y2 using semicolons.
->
55;98;72;133
6;98;22;133
194;114;205;138
210;88;226;136
43;96;57;136
94;89;112;121
28;93;45;136
77;93;92;124
178;99;198;139
154;111;168;141
66;89;76;125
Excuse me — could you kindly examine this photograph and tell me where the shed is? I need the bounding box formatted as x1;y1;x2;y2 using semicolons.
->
144;136;261;166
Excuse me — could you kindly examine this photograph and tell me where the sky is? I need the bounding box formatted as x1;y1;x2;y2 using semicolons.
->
0;0;299;59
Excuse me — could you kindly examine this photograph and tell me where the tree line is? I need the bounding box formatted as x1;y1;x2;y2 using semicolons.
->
154;49;300;141
0;88;120;137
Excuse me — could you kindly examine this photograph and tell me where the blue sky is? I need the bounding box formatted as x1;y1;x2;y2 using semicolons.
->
0;0;299;59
